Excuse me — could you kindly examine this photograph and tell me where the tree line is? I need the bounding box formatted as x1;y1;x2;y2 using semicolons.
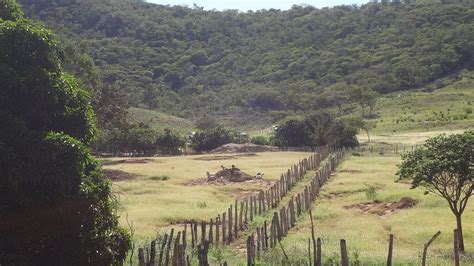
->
17;0;474;119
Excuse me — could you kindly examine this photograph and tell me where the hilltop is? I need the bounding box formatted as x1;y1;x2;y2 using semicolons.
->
18;0;474;127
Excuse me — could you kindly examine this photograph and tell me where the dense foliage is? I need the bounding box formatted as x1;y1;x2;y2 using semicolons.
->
0;1;130;264
17;0;474;119
398;131;473;252
275;113;359;148
191;126;237;152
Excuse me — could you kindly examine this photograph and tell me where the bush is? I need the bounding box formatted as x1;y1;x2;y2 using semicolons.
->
250;136;270;145
191;126;236;152
156;128;185;155
274;113;359;149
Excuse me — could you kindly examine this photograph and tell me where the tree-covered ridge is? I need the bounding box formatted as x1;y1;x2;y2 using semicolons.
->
18;0;474;118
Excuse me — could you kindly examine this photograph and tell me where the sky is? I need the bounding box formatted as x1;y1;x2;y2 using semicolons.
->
147;0;368;11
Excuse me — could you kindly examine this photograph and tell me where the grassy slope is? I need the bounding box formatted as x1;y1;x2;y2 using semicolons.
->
128;107;195;134
372;74;474;134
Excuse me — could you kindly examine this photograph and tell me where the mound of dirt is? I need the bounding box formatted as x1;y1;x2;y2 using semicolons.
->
194;153;257;161
188;177;272;187
103;169;139;181
345;197;417;216
210;143;279;154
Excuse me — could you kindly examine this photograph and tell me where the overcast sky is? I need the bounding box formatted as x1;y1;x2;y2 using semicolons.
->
147;0;368;11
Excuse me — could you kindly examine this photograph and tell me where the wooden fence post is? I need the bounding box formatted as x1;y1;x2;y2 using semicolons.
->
216;215;220;246
234;201;238;237
222;212;227;245
158;233;168;266
138;248;145;266
246;235;255;266
193;222;198;248
183;224;187;249
387;234;393;266
316;238;322;266
245;200;249;225
209;219;213;244
240;201;244;230
174;244;186;266
197;240;210;266
191;222;195;249
228;206;233;243
264;220;268;250
340;239;348;266
201;221;206;244
308;238;312;266
253;196;257;216
421;231;441;266
165;229;174;266
310;210;317;266
150;240;156;266
249;197;253;221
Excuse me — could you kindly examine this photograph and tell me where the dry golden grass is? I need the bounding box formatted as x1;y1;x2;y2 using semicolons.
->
104;152;313;242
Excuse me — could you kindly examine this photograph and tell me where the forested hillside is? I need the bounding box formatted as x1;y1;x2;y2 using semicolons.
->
18;0;474;120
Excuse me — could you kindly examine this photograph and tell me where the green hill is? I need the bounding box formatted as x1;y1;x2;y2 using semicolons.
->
128;107;195;134
18;0;474;125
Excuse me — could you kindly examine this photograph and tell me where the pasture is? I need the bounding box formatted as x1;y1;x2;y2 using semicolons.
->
105;130;473;264
104;152;313;242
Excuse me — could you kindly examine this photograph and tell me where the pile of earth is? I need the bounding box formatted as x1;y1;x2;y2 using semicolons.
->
102;158;156;166
345;197;418;216
210;143;279;154
103;169;139;181
194;153;257;161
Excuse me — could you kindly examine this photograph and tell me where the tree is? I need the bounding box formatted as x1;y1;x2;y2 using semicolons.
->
275;113;359;149
275;119;312;147
0;3;130;264
156;128;185;155
342;116;377;142
398;131;473;252
349;87;379;118
191;126;236;152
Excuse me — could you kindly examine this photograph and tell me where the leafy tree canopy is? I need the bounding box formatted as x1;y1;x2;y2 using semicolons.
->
398;130;473;251
0;1;130;264
17;0;474;120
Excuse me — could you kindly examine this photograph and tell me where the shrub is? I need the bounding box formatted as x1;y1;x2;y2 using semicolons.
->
191;126;236;152
365;185;378;200
250;136;270;145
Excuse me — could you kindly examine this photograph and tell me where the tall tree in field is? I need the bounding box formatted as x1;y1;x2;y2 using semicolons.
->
0;1;130;264
398;131;473;252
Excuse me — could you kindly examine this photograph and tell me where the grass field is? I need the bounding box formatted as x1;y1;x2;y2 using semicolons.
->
372;76;474;134
106;122;473;264
105;152;313;243
271;154;474;265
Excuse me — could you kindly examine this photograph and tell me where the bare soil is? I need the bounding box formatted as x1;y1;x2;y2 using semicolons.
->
187;177;273;188
103;169;140;181
194;153;257;161
210;143;279;154
103;158;157;166
345;197;418;216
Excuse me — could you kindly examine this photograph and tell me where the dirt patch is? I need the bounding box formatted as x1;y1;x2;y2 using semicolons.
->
211;143;279;154
338;169;362;174
345;197;418;216
187;178;273;188
103;158;157;165
322;188;367;199
103;169;140;181
194;153;257;161
230;184;275;200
